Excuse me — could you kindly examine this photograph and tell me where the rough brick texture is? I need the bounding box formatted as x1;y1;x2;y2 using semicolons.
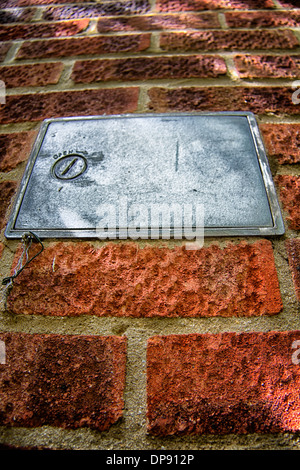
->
7;240;282;317
0;131;37;172
286;239;300;301
0;63;63;88
156;0;276;11
0;332;127;430
225;11;300;28
43;1;151;19
0;88;139;124
0;181;17;231
0;7;35;23
160;30;298;51
148;87;298;114
97;13;220;32
17;34;151;59
260;124;300;165
276;176;300;231
147;331;300;436
234;55;300;79
71;56;227;83
0;43;12;62
0;20;89;40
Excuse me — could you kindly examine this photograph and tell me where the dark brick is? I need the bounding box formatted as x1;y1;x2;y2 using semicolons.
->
0;332;127;430
148;86;299;115
0;131;37;172
71;55;227;83
226;11;300;29
0;8;35;24
160;30;298;51
7;240;282;317
17;34;150;59
0;43;12;62
276;175;300;231
286;239;300;301
260;124;300;165
97;12;220;32
0;242;3;260
43;1;151;20
0;62;63;88
278;0;300;7
0;19;89;41
147;331;300;435
0;181;17;231
0;88;139;124
156;0;275;11
234;55;300;79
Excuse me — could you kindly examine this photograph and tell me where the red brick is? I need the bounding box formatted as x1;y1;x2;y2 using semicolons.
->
147;330;300;436
0;131;37;172
0;7;35;23
43;1;151;20
260;124;300;165
156;0;275;11
7;240;282;317
0;43;12;62
286;239;300;301
0;88;139;124
0;62;63;88
226;11;300;28
276;176;300;231
0;332;127;430
148;86;299;115
97;12;219;32
0;181;17;231
71;55;227;84
16;34;151;59
234;55;300;79
160;30;298;51
0;19;89;41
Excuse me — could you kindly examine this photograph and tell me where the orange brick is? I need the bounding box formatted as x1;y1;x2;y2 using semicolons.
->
147;331;300;435
0;131;37;172
260;124;300;165
7;240;282;317
276;176;300;231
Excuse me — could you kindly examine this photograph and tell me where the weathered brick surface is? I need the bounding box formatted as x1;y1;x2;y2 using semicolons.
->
148;86;298;115
156;0;275;11
0;19;89;41
278;0;299;7
71;56;227;83
0;43;12;62
234;55;300;79
0;332;127;430
0;131;37;172
43;1;151;20
0;88;139;124
276;176;300;231
7;240;282;317
17;34;151;59
0;181;17;231
0;7;35;23
0;62;63;88
97;13;220;32
160;30;298;51
147;331;300;436
260;124;300;165
225;11;300;28
286;239;300;301
0;243;3;260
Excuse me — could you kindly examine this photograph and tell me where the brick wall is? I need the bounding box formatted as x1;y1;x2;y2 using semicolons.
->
0;0;300;451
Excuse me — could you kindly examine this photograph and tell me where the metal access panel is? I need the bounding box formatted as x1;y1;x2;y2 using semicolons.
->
5;112;284;239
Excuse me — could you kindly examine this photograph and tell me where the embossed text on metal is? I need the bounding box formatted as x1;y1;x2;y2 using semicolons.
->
5;112;285;239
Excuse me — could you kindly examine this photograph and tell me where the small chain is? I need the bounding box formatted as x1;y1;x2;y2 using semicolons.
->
2;231;44;290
